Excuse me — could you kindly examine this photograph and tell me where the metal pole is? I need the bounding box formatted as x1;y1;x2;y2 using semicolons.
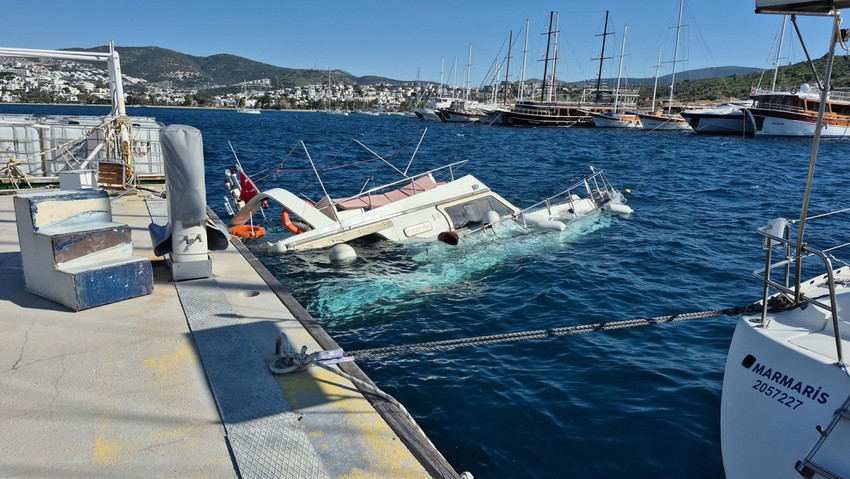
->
794;13;840;303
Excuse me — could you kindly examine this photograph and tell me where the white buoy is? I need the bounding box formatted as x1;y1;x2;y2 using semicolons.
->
483;210;500;225
606;203;634;216
526;219;566;232
329;243;357;265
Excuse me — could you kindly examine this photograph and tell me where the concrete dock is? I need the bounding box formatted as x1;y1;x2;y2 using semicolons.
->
0;189;459;478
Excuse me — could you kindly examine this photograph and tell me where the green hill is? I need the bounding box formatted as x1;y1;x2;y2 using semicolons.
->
70;46;404;90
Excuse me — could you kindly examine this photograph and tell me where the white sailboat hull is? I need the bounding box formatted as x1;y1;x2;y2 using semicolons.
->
637;113;692;131
722;298;850;478
589;113;640;128
681;110;753;134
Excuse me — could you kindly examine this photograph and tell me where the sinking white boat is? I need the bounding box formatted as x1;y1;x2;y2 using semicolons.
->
519;168;632;233
227;135;632;254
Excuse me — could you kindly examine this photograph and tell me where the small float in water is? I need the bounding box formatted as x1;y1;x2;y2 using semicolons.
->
516;167;632;234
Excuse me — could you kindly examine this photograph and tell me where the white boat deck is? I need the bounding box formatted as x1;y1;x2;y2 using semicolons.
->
0;189;455;478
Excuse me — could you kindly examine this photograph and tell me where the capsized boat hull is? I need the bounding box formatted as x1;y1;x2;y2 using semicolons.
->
246;175;520;253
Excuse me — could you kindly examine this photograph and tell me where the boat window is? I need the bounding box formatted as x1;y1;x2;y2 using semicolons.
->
832;103;850;116
444;195;514;228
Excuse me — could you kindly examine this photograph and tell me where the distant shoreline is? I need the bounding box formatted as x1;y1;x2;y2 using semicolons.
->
0;102;314;112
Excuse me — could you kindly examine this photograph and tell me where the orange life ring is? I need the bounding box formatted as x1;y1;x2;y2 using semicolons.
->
229;225;266;239
281;209;303;234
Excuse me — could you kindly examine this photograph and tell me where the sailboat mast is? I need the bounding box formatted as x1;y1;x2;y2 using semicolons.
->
771;15;787;93
541;11;554;102
465;44;472;102
614;25;628;114
519;19;529;102
492;61;500;104
667;0;684;114
439;57;444;97
552;12;560;102
452;57;458;98
503;30;513;105
651;46;661;112
595;11;610;103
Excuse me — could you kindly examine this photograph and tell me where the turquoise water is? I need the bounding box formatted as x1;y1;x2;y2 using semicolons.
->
6;104;847;477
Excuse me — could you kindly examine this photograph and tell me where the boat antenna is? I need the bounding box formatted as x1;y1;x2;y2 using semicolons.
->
404;128;428;176
791;14;825;90
794;12;843;303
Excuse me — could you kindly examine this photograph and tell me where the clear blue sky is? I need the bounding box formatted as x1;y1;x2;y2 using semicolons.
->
2;0;842;85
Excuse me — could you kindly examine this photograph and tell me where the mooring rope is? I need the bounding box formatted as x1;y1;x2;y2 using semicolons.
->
346;305;760;361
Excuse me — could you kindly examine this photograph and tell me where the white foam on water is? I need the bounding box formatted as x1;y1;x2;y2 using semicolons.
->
309;214;616;318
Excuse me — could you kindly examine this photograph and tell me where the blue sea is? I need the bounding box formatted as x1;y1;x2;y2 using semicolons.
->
4;104;847;478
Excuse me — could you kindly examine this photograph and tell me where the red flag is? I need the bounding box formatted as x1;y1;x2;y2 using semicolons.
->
238;170;260;203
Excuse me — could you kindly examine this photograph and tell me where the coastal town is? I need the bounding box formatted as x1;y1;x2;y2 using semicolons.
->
0;56;425;111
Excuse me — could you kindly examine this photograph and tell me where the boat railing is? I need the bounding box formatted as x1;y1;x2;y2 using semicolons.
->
332;160;468;208
755;216;848;363
752;100;808;115
520;169;614;215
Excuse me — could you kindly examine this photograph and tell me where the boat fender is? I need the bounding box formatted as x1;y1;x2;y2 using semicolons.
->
483;210;500;225
606;203;634;216
532;220;566;232
281;209;303;235
329;244;357;265
438;231;460;245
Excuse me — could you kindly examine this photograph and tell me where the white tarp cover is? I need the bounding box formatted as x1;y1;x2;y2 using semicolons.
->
151;124;228;255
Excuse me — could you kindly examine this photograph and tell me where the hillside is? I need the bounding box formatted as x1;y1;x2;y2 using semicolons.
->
62;45;850;104
71;46;404;90
643;53;850;103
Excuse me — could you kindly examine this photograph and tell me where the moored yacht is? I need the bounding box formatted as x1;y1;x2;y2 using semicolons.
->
415;97;453;122
745;84;850;137
680;101;754;134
